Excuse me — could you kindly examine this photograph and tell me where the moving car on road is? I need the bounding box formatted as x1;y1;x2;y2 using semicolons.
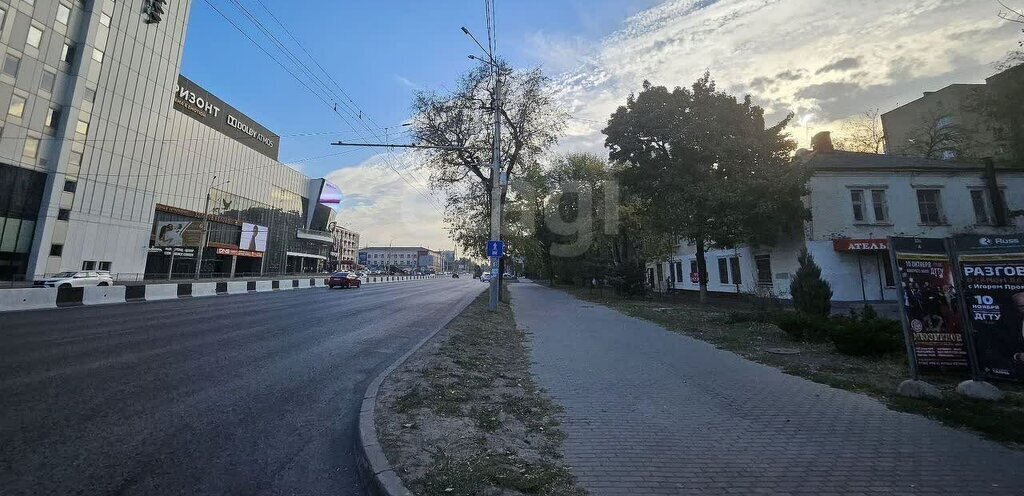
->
452;273;460;278
328;272;362;289
480;273;491;283
33;271;114;288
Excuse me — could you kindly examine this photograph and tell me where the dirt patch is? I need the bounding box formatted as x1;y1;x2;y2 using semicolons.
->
375;291;584;495
561;285;1024;447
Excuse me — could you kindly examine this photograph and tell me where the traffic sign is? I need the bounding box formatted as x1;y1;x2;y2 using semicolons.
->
486;240;505;258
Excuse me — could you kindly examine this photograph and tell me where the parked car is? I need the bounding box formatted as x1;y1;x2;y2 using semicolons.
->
452;273;460;278
33;271;114;288
328;272;362;289
480;273;491;283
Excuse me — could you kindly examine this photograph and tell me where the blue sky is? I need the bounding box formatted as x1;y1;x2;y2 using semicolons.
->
180;0;1019;249
181;0;660;178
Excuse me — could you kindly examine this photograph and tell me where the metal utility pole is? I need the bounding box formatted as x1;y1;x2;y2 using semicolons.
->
195;177;229;279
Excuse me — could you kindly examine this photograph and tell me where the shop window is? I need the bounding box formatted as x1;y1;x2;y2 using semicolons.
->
729;256;742;285
56;4;70;25
880;253;895;288
717;258;728;284
8;94;25;118
63;179;76;192
57;208;70;220
2;53;19;77
49;244;63;256
82;260;95;270
755;254;772;287
40;69;56;92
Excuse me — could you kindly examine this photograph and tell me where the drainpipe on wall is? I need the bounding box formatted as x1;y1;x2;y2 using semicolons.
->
983;157;1008;227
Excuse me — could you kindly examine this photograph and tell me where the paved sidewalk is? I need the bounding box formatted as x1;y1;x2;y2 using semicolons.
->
509;282;1024;496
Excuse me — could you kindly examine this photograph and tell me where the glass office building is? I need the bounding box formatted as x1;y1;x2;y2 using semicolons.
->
0;0;344;280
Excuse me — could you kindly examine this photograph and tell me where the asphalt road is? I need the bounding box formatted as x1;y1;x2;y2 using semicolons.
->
0;277;485;495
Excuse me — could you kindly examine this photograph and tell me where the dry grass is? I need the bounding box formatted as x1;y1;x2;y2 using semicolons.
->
562;285;1024;447
376;291;585;496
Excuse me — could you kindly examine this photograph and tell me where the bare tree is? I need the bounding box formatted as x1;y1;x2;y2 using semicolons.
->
833;109;886;154
410;60;567;257
895;109;978;161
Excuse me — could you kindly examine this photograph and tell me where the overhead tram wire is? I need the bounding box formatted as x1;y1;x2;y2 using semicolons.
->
239;0;443;203
201;0;447;215
218;0;447;213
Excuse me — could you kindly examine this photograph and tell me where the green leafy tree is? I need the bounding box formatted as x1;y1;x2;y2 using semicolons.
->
603;74;809;302
790;249;833;317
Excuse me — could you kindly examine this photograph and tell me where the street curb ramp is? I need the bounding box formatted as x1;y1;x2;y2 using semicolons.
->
356;285;485;496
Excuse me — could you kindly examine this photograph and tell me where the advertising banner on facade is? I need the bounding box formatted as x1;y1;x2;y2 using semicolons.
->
952;234;1024;381
240;223;268;252
153;221;202;247
889;237;970;373
216;247;263;258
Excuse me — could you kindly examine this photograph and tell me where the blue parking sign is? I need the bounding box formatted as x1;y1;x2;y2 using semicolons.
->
486;240;505;258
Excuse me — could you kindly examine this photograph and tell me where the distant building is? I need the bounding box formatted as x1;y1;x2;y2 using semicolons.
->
330;226;360;270
440;250;456;272
881;64;1023;165
650;133;1024;305
359;246;442;273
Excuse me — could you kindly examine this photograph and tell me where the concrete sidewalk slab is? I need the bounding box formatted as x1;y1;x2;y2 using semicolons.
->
509;282;1024;496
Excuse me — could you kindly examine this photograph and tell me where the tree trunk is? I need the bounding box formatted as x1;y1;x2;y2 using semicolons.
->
695;238;708;304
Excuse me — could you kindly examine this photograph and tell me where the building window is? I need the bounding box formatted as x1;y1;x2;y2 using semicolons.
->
941;150;957;161
674;261;683;281
56;4;71;25
870;190;889;223
8;94;25;118
91;48;103;63
45;106;61;131
3;53;21;77
936;115;953;129
755;254;772;286
82;260;96;270
40;69;56;92
99;13;110;27
68;151;82;169
26;26;43;49
717;258;729;284
57;208;70;220
729;256;742;285
63;179;76;192
23;0;35;7
850;189;865;222
916;189;944;225
60;42;75;63
971;189;991;225
98;261;111;271
49;244;63;257
83;87;96;102
23;137;40;160
689;260;698;281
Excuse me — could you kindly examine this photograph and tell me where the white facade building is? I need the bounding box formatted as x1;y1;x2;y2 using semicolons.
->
651;146;1024;304
359;246;442;273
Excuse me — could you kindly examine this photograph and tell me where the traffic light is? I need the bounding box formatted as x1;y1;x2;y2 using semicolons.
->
143;0;166;24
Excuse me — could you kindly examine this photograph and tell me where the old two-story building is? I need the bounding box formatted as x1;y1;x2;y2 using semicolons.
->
651;134;1024;305
358;246;443;274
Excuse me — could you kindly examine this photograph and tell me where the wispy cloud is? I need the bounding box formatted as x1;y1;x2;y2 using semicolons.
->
395;75;423;91
538;0;1018;152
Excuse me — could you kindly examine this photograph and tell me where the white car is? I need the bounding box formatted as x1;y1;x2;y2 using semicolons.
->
33;271;114;288
480;273;492;283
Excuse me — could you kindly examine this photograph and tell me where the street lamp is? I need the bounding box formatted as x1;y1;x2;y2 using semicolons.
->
195;176;230;279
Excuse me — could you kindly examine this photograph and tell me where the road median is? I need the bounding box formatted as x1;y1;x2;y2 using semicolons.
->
362;290;583;496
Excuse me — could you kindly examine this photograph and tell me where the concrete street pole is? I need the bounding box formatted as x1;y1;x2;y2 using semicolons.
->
488;73;501;311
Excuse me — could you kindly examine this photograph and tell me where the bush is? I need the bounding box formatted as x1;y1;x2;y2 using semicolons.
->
790;249;833;317
828;306;902;356
774;312;832;342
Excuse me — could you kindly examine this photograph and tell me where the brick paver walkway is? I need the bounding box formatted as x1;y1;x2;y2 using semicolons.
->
509;282;1024;496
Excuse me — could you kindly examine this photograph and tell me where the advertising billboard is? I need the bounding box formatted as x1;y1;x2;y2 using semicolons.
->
890;237;970;373
172;75;280;160
952;234;1024;381
240;223;268;252
153;221;202;247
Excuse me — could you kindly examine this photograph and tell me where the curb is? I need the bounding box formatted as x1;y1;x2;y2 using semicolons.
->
356;286;485;496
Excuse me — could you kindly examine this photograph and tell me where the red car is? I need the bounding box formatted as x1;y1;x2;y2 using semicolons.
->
328;271;362;289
